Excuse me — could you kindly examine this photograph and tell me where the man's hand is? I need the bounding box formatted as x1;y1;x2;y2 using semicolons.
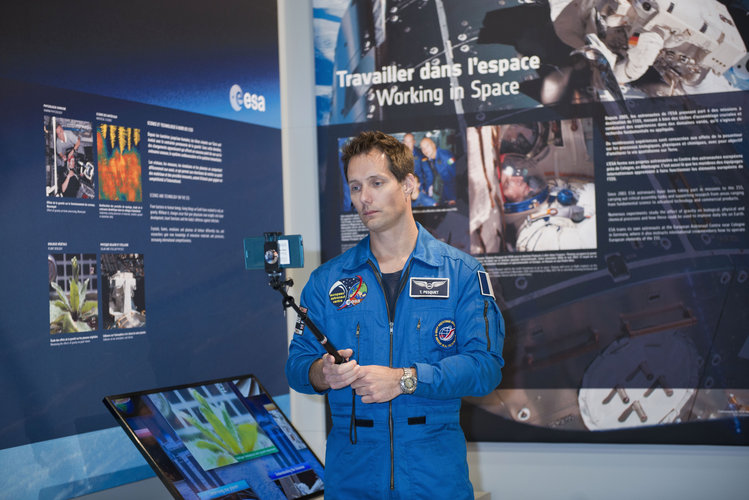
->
309;348;360;392
350;365;403;404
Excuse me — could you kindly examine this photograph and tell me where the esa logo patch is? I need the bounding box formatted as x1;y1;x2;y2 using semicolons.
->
328;276;368;310
434;319;456;348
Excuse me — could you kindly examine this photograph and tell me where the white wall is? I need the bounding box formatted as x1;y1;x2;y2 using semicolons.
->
277;2;749;499
278;0;328;459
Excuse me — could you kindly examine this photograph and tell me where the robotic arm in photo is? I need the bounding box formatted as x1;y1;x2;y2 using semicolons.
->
554;0;747;99
554;0;663;84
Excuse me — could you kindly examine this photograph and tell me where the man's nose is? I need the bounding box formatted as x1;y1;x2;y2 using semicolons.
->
359;184;373;203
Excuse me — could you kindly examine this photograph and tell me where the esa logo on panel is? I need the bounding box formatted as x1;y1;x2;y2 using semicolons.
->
230;84;266;112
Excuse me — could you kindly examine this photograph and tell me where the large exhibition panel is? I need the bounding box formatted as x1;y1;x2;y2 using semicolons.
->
0;2;286;498
312;0;749;445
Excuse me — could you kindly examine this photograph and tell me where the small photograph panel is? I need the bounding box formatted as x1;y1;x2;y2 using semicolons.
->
97;123;143;202
101;253;146;330
336;128;464;211
48;253;98;334
45;116;96;199
468;118;597;253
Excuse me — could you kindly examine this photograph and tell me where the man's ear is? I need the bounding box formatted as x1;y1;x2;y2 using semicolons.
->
403;173;416;195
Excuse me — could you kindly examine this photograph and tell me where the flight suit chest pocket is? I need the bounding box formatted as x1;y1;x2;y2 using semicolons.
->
327;307;380;365
416;307;457;362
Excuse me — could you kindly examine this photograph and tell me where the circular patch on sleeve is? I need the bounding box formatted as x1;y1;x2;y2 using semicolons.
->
328;275;368;309
434;319;456;348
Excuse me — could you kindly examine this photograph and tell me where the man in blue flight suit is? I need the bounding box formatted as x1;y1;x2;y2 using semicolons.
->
285;131;504;499
410;173;436;207
418;136;457;205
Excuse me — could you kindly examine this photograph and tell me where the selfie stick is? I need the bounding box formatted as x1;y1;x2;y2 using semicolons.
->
268;275;345;364
258;232;344;365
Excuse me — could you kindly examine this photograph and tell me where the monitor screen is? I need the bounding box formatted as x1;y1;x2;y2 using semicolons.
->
103;375;324;499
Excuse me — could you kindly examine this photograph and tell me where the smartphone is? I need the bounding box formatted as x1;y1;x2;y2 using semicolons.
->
244;233;304;271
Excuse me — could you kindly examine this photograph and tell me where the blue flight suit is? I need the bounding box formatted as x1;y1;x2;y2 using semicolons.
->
411;190;436;207
286;224;505;499
413;151;433;198
410;145;425;188
416;148;457;204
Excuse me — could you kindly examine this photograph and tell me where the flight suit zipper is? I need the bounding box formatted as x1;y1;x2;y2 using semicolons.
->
367;259;411;491
388;320;394;490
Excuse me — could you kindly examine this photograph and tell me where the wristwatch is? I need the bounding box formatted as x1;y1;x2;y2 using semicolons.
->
399;367;417;394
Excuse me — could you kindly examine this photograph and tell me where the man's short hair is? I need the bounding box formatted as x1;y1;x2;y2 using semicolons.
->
419;137;434;147
341;131;414;182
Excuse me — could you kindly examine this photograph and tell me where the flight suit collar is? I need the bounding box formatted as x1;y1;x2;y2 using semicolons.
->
340;223;441;272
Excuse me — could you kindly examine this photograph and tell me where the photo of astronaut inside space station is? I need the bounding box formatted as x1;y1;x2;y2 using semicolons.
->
44;116;96;199
468;118;597;253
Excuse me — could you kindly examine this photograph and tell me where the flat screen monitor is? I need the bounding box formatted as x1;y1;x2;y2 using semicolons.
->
103;374;324;499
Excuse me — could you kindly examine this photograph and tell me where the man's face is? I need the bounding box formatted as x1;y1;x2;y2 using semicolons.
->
56;126;65;142
403;134;415;151
348;150;413;233
420;139;436;160
501;171;531;203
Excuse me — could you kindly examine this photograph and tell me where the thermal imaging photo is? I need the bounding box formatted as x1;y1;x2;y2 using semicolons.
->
97;123;143;202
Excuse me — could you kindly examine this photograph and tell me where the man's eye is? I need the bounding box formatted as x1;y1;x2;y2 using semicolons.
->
350;185;360;192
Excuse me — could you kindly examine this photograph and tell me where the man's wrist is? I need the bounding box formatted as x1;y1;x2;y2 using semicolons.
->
399;366;417;394
309;357;329;392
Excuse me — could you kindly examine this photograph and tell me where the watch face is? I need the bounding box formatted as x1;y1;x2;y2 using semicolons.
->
404;378;415;389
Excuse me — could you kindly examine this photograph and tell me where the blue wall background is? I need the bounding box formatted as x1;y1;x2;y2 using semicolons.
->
0;1;287;498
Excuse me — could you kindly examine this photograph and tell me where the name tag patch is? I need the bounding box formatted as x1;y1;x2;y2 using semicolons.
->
409;277;449;298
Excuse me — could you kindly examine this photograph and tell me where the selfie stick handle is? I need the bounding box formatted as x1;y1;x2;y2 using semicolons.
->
269;276;345;364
